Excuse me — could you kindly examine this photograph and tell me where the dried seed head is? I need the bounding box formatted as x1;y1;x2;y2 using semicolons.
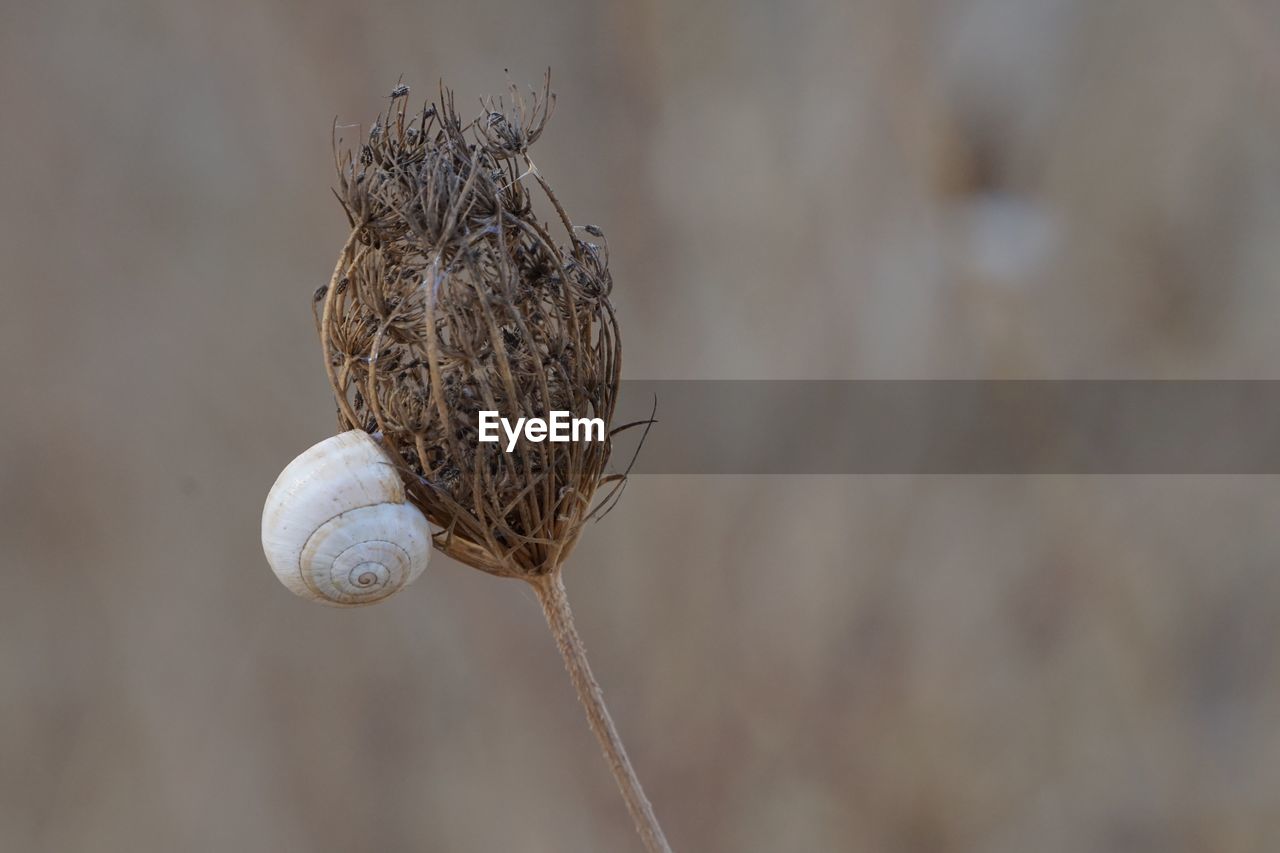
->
320;72;620;578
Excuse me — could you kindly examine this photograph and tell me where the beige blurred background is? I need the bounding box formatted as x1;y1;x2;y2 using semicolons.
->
4;0;1280;850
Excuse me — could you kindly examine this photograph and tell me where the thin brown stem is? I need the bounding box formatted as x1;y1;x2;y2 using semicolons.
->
531;572;673;853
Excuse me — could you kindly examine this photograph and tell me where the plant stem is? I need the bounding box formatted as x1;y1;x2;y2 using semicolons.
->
531;572;673;853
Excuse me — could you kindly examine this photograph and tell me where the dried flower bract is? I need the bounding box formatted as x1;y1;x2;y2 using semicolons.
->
319;72;622;579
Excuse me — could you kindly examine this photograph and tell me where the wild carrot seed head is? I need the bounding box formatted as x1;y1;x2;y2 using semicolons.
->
317;74;622;578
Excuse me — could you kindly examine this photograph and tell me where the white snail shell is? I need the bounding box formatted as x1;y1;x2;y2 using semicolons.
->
262;430;431;606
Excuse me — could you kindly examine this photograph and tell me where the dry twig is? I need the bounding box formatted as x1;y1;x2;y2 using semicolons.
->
320;74;671;852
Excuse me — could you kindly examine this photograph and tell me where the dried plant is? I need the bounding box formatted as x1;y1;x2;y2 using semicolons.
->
316;74;671;852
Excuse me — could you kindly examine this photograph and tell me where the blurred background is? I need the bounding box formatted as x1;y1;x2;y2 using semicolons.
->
3;0;1280;850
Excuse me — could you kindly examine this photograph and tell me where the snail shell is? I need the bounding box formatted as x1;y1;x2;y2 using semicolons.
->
262;430;431;606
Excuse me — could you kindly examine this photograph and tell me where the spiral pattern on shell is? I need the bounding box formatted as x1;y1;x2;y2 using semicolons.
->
262;430;431;606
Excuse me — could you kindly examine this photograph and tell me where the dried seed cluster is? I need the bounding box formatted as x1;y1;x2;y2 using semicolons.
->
319;75;623;577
